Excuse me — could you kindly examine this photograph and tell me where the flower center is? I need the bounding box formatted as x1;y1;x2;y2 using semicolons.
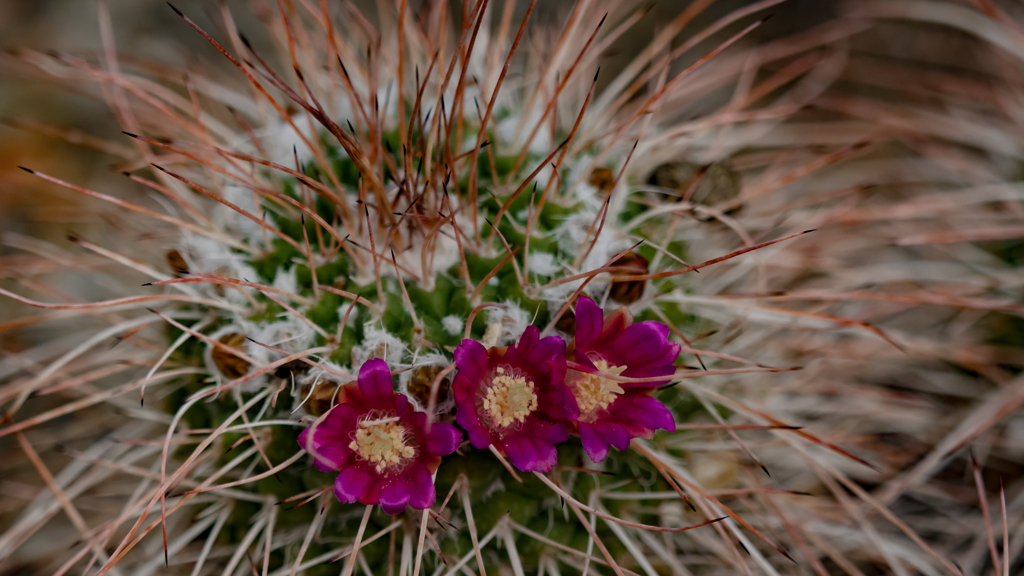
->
574;359;626;415
483;366;538;428
348;416;415;473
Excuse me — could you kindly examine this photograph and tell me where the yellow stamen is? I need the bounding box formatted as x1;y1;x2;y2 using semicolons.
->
349;417;414;473
483;365;538;428
573;359;626;416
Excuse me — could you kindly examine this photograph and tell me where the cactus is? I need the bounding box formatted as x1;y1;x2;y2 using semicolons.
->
2;1;1022;575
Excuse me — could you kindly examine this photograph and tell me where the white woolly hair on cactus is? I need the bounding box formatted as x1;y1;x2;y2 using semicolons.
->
1;1;1022;575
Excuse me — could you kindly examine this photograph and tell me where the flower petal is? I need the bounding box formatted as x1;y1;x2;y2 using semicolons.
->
406;464;436;510
502;435;540;471
395;392;410;414
522;334;566;367
424;422;462;456
456;401;491;449
380;476;412;515
609;321;680;375
299;427;340;472
451;374;474;405
528;437;560;472
454;339;488;383
596;421;631;451
613;395;676;433
573;296;604;350
300;409;356;471
334;466;371;504
358;358;394;403
512;325;540;358
579;422;610;463
504;433;559;472
538;378;578;421
532;421;569;445
322;403;358;428
310;439;349;471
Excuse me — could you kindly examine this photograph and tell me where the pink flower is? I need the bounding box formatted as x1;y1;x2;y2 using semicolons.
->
567;296;679;463
298;359;462;515
453;326;578;472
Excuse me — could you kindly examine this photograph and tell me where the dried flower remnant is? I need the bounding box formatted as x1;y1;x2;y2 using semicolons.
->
406;363;451;410
651;161;741;207
210;332;250;379
555;306;578;336
567;296;678;462
298;379;341;416
298;359;461;514
588;167;616;193
608;252;649;304
165;249;188;276
274;358;312;379
691;162;741;207
650;161;700;191
453;326;578;472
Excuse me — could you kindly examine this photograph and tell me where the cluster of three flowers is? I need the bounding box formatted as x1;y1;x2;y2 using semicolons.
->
298;296;680;514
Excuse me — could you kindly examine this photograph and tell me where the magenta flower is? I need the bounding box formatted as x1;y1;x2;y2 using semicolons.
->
567;296;679;463
298;358;462;515
453;325;578;472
